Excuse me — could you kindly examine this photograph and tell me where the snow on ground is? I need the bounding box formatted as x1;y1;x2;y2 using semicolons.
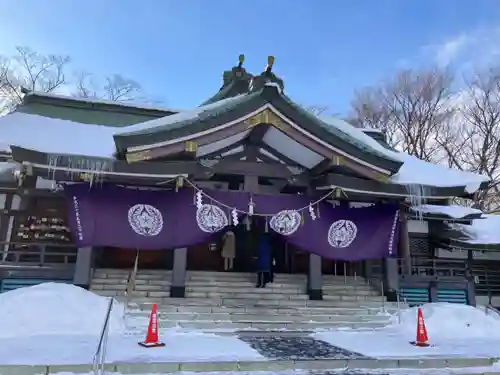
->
44;369;500;375
0;332;264;365
0;282;126;337
0;283;263;364
450;214;500;245
315;303;500;358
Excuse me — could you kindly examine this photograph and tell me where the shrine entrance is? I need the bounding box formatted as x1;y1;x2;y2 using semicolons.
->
186;217;298;273
95;247;173;269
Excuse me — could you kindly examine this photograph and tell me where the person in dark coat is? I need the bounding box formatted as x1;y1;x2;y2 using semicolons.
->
255;234;272;288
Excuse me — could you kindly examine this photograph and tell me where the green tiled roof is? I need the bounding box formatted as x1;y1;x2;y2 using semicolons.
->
115;91;261;138
282;95;400;163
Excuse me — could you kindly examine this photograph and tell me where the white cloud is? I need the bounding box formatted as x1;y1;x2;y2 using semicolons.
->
434;34;472;67
423;26;500;70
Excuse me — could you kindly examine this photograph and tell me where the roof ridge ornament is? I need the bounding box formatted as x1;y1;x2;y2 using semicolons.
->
238;54;245;68
249;55;284;94
265;56;275;74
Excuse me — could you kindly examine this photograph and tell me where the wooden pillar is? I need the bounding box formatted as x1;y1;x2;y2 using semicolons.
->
306;187;322;299
399;212;411;275
170;247;187;298
0;193;14;261
73;247;94;289
308;254;323;300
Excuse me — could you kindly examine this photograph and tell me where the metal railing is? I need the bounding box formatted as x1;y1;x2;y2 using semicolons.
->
0;243;77;266
472;265;500;297
93;297;114;375
397;257;467;277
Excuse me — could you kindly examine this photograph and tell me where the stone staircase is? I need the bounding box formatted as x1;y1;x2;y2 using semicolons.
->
91;269;399;333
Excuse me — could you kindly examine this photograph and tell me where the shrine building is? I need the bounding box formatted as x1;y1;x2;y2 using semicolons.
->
0;55;497;308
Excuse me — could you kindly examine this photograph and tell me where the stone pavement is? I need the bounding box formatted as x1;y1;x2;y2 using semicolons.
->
2;357;498;375
238;335;369;360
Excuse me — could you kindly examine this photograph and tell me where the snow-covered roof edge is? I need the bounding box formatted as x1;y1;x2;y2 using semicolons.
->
449;214;500;246
411;204;483;219
23;91;182;114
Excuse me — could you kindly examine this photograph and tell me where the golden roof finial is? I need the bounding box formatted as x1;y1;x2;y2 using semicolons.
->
265;55;275;72
238;54;245;67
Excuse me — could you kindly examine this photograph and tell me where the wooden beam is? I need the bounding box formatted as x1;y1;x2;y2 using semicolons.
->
126;120;250;162
314;172;472;198
309;158;334;176
258;143;303;168
209;160;294;179
246;108;392;181
198;140;245;159
247;124;270;145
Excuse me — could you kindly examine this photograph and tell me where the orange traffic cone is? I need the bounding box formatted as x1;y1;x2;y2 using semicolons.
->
138;303;165;348
410;307;430;347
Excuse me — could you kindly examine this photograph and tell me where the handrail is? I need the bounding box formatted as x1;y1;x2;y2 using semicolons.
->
485;304;500;318
125;250;139;298
93;297;114;375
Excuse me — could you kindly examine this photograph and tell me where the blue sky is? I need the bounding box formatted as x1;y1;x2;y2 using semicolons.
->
1;0;499;114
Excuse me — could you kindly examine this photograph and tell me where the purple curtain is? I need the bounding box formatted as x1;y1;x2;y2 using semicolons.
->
64;184;399;259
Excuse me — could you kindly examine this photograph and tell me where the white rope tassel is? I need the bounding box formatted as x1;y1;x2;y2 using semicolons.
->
231;208;239;226
248;198;255;216
196;191;203;209
309;203;317;220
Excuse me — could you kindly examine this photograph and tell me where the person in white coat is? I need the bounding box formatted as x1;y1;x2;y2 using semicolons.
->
221;230;236;271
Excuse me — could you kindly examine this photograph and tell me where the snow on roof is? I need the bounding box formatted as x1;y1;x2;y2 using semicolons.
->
115;94;248;136
389;152;489;193
361;128;384;134
451;214;500;245
0;106;491;193
25;91;181;113
320;116;490;192
0;112;117;158
319;116;401;162
411;204;482;219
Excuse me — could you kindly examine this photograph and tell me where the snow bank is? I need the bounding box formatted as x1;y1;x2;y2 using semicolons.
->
389;302;500;340
315;303;500;358
0;283;126;337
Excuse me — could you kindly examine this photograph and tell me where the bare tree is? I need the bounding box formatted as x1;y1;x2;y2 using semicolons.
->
0;46;70;113
73;71;145;102
350;68;457;162
455;68;500;210
0;46;151;114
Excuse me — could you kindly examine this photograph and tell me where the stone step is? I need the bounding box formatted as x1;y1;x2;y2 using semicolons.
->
127;319;387;331
322;295;383;302
186;277;306;283
91;278;171;285
125;296;391;309
91;283;170;291
184;291;308;300
187;271;306;278
128;310;391;323
132;304;383;315
92;272;172;280
185;285;304;294
186;281;306;289
322;284;376;293
93;290;171;298
323;289;379;296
